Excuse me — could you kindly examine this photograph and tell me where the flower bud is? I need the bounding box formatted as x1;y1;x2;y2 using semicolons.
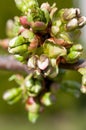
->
41;92;53;106
20;16;30;27
31;21;46;32
82;74;86;86
14;54;25;62
15;0;39;13
59;32;72;44
8;44;28;54
28;111;39;123
3;88;22;105
81;74;86;93
37;54;49;70
66;18;78;31
41;2;51;12
9;35;25;48
21;29;35;42
70;44;83;52
78;16;86;27
63;8;80;20
65;51;81;63
51;25;60;36
27;55;38;69
9;74;24;85
43;40;67;58
30;81;42;94
78;68;86;75
6;19;14;38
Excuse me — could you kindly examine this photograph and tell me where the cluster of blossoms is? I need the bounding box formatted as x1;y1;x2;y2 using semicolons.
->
3;0;86;123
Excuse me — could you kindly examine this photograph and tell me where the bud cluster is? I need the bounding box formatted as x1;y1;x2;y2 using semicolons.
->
3;0;86;123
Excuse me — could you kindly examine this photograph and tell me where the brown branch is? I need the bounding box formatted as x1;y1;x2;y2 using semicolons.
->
0;55;86;74
0;55;34;74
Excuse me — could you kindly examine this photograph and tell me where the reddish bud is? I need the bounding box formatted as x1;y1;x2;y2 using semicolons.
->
20;16;30;27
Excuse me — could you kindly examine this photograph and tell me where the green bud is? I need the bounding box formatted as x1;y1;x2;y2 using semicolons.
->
27;7;46;23
51;25;60;36
28;111;39;123
41;7;50;25
65;51;81;63
25;79;34;90
14;54;25;62
15;0;39;13
3;88;22;105
70;44;83;52
82;74;86;86
27;55;38;69
6;20;14;38
9;35;25;48
78;68;86;75
8;44;28;54
30;80;42;94
9;74;24;85
63;8;80;20
59;32;72;44
41;92;53;106
49;66;59;78
43;40;67;58
66;18;78;31
81;74;86;93
21;29;35;42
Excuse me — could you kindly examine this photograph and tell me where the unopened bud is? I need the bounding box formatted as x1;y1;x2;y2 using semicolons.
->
41;92;54;106
31;21;46;32
8;44;28;54
63;8;80;20
78;16;86;27
9;35;25;48
66;51;81;63
3;88;22;104
27;55;38;69
70;44;83;52
78;68;86;75
20;16;30;27
21;29;35;42
6;19;14;37
66;18;78;31
37;55;49;70
41;2;51;12
51;25;60;36
14;54;25;62
43;40;67;58
28;111;39;123
82;74;86;86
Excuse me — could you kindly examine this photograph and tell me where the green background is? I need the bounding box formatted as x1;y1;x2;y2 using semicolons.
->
0;0;86;130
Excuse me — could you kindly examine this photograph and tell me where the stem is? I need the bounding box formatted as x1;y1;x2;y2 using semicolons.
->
0;55;86;74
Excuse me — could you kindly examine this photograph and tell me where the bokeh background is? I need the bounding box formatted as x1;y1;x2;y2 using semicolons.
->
0;0;86;130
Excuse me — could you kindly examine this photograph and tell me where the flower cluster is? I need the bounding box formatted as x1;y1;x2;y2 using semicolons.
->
3;0;86;123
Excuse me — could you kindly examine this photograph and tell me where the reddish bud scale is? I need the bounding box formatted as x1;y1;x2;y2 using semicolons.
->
26;97;35;105
20;16;30;27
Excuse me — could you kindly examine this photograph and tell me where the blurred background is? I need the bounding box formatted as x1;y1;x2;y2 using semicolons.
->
0;0;86;130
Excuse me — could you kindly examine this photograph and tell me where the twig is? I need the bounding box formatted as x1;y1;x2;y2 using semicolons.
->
0;55;33;74
0;55;86;74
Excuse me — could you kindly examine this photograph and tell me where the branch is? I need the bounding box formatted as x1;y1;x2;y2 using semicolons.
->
0;55;86;74
0;55;33;74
